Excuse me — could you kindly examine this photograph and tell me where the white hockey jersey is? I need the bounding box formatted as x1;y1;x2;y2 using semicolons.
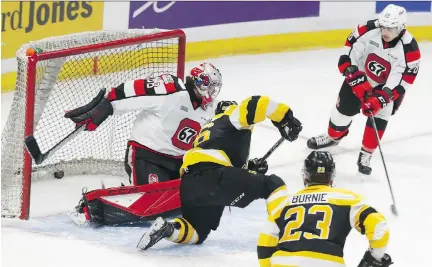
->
340;19;421;93
106;74;215;157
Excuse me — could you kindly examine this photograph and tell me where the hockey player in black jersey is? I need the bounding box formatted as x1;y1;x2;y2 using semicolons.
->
137;96;302;250
257;151;392;267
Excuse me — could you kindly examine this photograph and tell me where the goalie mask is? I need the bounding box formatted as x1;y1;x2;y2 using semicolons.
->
189;62;223;110
302;151;336;187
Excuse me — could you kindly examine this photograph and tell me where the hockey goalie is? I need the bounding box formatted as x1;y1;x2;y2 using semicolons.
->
66;62;233;227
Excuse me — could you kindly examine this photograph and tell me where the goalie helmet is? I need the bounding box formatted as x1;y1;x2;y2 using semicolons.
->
189;62;222;110
378;4;407;41
302;151;336;187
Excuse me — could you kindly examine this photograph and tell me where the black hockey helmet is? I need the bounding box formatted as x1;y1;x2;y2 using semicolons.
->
302;151;336;187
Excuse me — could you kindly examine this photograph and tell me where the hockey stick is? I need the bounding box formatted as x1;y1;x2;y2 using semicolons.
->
258;137;286;164
24;88;110;165
369;112;398;216
25;125;86;165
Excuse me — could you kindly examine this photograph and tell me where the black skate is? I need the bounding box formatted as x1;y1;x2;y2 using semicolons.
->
357;150;372;175
137;217;174;250
307;134;340;149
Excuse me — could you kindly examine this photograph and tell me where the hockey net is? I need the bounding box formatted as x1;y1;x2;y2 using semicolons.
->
1;29;186;219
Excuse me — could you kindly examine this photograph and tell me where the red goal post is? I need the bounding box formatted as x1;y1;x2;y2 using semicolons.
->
1;29;186;220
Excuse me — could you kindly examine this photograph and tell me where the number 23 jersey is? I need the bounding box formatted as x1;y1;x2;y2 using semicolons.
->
343;19;420;90
106;74;215;157
257;185;390;267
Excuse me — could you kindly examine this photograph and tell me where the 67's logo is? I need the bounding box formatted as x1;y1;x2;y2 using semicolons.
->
171;119;201;150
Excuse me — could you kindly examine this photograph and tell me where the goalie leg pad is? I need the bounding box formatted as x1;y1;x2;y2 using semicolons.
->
71;179;181;226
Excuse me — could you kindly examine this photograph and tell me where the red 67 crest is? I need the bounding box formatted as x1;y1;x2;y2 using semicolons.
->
365;53;391;84
171;118;201;150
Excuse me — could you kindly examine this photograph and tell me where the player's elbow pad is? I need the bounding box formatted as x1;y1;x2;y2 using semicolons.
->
363;213;390;249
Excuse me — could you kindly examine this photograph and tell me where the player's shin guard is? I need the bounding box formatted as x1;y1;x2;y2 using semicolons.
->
167;217;199;244
359;117;387;175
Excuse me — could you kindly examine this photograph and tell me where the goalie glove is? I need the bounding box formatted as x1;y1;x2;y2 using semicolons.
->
65;89;113;131
272;109;302;142
358;250;393;267
247;158;268;174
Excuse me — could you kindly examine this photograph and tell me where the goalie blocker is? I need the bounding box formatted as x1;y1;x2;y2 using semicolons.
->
68;179;181;227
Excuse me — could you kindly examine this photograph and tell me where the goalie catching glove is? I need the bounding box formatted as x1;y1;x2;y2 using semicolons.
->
64;89;113;131
272;109;302;141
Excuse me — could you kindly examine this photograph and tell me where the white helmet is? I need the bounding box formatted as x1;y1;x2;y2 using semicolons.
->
378;4;407;32
189;62;222;109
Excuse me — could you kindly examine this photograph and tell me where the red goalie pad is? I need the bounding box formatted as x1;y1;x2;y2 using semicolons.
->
80;179;181;226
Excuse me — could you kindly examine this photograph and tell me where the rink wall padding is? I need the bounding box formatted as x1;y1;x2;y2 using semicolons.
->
186;26;432;62
2;0;432;93
3;26;430;93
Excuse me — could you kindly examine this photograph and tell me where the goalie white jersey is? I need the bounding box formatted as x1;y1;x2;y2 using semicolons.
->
106;74;215;157
343;19;420;90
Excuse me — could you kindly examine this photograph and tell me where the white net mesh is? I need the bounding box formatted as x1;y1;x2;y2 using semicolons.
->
1;29;183;218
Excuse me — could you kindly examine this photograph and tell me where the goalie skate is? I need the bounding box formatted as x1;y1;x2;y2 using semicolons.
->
66;199;89;227
137;217;174;250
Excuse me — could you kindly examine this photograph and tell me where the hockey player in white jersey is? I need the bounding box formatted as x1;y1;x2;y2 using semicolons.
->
307;4;421;175
64;62;234;226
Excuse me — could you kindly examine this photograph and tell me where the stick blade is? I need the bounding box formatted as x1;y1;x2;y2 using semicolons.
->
24;135;44;164
391;204;398;216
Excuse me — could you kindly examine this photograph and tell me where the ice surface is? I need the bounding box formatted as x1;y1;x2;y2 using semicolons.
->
2;43;432;267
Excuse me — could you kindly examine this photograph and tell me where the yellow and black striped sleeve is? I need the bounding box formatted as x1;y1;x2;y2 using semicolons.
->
350;202;390;258
226;96;290;130
257;190;289;267
257;215;279;267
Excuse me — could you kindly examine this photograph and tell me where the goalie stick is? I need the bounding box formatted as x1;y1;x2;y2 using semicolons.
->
25;124;85;165
24;87;106;165
24;72;157;165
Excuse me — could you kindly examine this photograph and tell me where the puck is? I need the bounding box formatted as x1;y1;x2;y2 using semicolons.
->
54;170;64;179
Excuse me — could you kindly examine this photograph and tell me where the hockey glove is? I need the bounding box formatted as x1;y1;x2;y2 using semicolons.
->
272;109;303;142
344;65;373;103
247;158;268;174
65;89;113;131
215;100;237;115
361;89;391;116
358;250;393;267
